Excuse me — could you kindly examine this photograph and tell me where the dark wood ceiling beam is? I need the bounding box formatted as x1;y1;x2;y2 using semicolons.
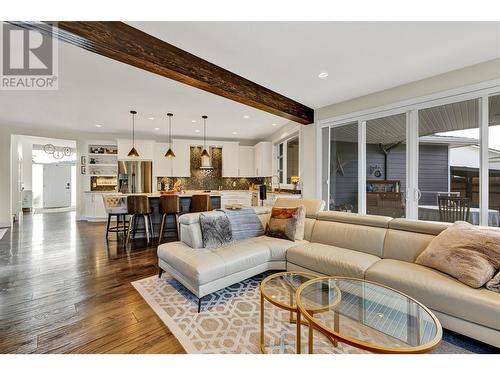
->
9;21;314;125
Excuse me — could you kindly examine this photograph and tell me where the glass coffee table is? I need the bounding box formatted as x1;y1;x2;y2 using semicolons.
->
260;272;317;354
296;277;442;354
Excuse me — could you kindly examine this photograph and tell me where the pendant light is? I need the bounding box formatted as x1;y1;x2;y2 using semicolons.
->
164;113;175;158
201;115;210;158
127;110;139;157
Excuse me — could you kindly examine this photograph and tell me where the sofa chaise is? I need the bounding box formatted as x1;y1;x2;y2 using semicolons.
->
157;198;500;348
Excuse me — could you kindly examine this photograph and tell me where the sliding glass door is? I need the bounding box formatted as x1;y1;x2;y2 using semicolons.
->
417;98;481;224
320;88;500;227
365;113;407;218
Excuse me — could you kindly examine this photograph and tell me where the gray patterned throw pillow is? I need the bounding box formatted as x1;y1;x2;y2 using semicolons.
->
199;212;233;248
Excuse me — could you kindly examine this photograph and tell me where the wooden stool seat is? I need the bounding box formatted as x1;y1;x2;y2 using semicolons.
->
158;195;181;243
126;195;153;244
190;194;213;213
102;195;128;241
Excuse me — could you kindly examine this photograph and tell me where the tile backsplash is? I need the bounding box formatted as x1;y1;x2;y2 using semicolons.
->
157;146;271;191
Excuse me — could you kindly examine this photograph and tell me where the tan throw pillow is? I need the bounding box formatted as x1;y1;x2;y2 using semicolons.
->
486;271;500;293
415;222;500;288
266;206;305;241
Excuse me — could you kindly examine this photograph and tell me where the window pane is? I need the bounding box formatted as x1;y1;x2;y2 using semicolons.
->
366;113;406;218
286;137;299;184
418;98;480;224
488;95;500;227
330;123;358;212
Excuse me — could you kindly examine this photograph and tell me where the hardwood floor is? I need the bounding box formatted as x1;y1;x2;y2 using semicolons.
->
0;211;185;354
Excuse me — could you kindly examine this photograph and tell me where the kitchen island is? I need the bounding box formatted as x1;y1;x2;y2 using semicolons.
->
125;192;221;240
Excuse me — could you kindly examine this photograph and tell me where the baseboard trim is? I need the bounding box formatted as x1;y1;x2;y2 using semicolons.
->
0;221;11;228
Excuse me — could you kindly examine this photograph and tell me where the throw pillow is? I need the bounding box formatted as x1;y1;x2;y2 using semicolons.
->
266;205;306;241
486;271;500;293
199;212;232;249
415;222;500;288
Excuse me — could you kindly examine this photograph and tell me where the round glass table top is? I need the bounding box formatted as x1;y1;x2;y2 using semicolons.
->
296;277;442;353
260;272;317;310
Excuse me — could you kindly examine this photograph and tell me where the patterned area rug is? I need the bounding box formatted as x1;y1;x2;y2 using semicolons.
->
132;273;497;354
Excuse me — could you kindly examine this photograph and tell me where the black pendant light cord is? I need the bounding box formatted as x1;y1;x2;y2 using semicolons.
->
203;115;207;151
130;110;137;147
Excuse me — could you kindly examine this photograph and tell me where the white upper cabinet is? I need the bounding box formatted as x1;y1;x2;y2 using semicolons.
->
254;141;273;177
238;146;255;177
222;142;240;177
117;139;154;160
153;142;173;177
171;140;191;177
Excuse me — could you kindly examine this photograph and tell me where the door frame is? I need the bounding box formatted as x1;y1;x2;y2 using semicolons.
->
317;78;500;225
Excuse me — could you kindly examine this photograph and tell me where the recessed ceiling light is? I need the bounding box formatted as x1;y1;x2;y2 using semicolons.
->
191;120;197;123
232;131;238;135
95;124;103;128
318;71;329;78
243;115;249;119
154;127;160;131
148;117;155;120
195;129;200;133
272;123;277;127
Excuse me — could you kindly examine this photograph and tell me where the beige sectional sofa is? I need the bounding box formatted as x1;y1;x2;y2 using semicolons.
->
157;198;500;348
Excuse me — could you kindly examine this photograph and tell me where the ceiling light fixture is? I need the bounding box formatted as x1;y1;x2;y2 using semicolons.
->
127;110;139;157
201;116;210;159
191;119;197;123
232;131;238;135
195;129;200;133
271;123;277;127
148;117;155;120
164;113;175;158
243;115;249;119
154;127;160;131
95;124;103;128
318;71;329;78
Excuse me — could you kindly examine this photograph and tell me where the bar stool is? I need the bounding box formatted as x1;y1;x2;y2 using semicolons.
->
102;195;128;241
126;195;153;244
190;194;213;213
158;195;181;243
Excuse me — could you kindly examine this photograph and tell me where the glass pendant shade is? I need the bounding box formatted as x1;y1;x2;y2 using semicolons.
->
128;110;139;157
127;147;139;157
201;148;210;158
165;148;175;158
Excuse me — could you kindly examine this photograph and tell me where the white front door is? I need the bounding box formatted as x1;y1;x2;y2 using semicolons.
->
43;164;72;208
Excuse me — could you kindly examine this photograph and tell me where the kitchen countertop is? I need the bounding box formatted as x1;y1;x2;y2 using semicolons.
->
84;189;301;196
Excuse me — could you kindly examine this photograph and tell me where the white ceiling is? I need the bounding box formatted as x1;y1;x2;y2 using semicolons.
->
1;22;500;142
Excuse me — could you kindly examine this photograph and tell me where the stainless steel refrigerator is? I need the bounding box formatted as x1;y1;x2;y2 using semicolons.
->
118;161;152;193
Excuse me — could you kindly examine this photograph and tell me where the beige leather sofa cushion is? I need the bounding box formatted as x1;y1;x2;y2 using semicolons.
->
311;220;387;257
317;211;392;228
157;239;271;285
287;243;381;278
383;229;435;262
365;259;500;330
389;218;450;235
255;236;308;261
274;198;325;218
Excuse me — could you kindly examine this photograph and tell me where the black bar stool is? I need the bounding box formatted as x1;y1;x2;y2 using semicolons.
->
190;194;212;213
102;195;128;241
158;195;181;243
126;195;153;244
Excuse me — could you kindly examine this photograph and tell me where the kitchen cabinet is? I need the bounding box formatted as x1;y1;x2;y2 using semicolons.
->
171;140;190;177
238;146;254;177
254;141;273;177
153;142;173;177
84;192;109;222
222;142;240;177
153;140;190;177
117;139;154;160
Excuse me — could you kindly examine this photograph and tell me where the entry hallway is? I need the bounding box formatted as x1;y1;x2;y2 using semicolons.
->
0;212;184;353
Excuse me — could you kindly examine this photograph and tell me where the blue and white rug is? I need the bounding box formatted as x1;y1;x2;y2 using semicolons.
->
132;272;498;354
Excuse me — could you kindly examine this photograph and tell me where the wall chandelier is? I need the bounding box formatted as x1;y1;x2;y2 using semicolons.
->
43;144;73;160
